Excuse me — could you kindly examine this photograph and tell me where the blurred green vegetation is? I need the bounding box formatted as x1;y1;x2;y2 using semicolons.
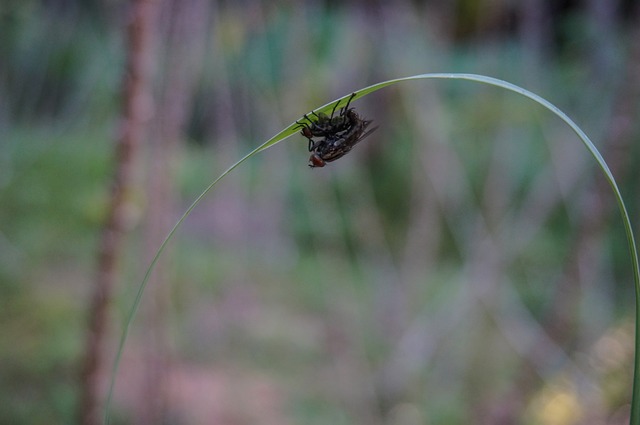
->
1;0;640;424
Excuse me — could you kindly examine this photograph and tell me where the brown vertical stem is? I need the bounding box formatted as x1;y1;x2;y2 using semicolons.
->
78;1;157;424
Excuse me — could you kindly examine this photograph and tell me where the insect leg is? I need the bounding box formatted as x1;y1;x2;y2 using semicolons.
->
294;119;311;132
339;92;357;116
329;100;340;120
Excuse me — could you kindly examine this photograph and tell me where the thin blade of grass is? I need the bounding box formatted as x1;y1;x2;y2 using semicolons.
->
105;73;640;425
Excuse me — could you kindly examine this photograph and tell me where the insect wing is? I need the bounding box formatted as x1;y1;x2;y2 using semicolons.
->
351;123;378;147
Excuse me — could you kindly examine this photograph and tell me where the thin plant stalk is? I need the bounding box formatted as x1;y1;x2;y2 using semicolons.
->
105;73;640;425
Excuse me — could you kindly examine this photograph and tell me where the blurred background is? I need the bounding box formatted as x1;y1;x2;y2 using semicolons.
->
2;0;640;424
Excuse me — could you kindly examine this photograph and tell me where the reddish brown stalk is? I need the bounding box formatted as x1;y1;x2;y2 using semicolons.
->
78;1;157;424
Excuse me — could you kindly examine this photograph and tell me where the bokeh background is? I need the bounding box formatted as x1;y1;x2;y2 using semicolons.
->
2;0;640;424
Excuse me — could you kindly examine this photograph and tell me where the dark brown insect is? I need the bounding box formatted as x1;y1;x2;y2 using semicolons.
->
297;92;377;167
307;109;377;168
296;93;357;151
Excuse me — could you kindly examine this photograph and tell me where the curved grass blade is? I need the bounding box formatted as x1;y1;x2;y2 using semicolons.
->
103;127;297;424
106;73;640;425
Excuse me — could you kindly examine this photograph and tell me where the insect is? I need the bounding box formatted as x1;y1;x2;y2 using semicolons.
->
296;93;357;151
296;93;378;168
308;109;377;168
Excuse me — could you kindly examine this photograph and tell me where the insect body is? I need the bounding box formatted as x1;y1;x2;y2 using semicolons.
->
308;110;377;167
296;93;377;168
296;93;356;139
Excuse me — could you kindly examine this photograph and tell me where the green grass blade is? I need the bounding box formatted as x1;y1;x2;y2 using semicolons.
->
105;73;640;425
103;132;295;424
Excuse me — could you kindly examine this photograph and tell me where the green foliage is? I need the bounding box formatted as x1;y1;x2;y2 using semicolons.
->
0;128;111;259
0;280;82;424
0;125;111;423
